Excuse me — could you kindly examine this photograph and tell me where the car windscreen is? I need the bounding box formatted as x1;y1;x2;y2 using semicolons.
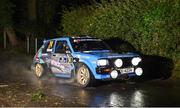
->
71;39;111;52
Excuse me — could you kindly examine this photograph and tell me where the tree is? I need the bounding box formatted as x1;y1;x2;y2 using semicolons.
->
37;0;58;37
16;0;58;38
0;0;18;47
27;0;37;21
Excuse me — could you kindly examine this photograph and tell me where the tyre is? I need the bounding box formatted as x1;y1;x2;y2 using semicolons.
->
34;63;44;78
76;63;95;87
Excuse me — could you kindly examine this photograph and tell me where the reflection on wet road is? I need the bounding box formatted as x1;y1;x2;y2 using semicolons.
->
38;78;180;107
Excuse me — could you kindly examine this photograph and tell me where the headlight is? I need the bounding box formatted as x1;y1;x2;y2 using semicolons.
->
131;57;142;66
114;59;123;67
97;59;109;66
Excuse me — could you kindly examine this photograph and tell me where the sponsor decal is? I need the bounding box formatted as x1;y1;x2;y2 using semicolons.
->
47;41;54;52
51;60;74;73
48;41;54;49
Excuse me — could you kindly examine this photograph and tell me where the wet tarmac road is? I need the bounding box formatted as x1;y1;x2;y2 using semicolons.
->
0;52;180;107
37;78;180;107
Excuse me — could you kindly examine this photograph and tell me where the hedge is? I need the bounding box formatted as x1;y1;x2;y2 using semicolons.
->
61;0;180;60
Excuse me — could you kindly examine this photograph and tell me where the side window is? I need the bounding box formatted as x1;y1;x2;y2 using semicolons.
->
42;40;55;53
55;41;70;53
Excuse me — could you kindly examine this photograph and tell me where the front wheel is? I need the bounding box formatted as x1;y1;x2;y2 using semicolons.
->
76;64;94;87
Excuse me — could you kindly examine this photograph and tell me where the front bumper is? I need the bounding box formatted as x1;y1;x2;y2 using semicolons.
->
96;66;143;80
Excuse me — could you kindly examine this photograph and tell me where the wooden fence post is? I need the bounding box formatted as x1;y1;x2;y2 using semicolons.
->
27;36;30;53
35;37;37;53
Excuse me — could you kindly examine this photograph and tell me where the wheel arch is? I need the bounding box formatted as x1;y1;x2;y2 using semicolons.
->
75;61;95;79
33;62;49;72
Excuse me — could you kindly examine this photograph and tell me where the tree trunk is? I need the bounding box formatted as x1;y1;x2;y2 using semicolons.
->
27;0;37;21
5;27;18;47
3;29;7;49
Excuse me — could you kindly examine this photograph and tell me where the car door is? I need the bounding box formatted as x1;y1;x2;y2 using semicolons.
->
50;40;74;78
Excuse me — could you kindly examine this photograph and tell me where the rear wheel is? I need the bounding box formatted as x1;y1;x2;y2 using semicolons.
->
34;63;44;78
76;64;94;87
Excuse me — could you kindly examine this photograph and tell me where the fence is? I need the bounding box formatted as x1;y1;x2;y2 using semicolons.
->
26;37;44;54
0;30;3;49
2;35;44;54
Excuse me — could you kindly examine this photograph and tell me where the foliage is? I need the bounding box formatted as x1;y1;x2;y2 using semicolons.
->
0;0;14;27
62;6;96;35
61;0;180;60
172;60;180;79
31;90;44;102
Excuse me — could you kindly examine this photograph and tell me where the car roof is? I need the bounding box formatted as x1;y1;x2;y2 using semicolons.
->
44;35;99;41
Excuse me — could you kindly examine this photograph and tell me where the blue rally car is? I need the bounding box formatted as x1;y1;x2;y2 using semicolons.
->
31;36;143;87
